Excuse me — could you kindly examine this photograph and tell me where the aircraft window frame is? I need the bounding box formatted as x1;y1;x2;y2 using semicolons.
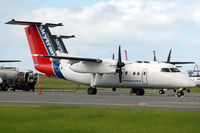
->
161;68;171;72
170;68;180;72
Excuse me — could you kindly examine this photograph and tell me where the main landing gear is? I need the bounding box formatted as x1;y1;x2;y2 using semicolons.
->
87;74;100;95
130;88;145;96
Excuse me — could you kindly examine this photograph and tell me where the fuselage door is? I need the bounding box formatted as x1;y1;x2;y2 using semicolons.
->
142;69;148;84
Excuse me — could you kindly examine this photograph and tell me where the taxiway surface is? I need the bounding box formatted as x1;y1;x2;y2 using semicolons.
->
0;89;200;112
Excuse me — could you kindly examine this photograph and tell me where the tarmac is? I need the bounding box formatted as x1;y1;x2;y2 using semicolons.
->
0;89;200;112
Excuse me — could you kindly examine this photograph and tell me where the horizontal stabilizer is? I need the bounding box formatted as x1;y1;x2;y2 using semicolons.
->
38;55;102;63
0;60;21;63
5;19;63;27
58;35;75;39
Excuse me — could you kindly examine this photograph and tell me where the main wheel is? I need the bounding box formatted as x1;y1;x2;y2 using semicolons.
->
87;87;97;95
136;89;144;96
112;88;116;91
140;89;145;96
2;85;8;91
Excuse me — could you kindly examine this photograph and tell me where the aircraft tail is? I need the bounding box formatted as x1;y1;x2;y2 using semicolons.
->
6;19;65;78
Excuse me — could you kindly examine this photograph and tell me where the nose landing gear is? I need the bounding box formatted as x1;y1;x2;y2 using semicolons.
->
177;90;184;97
159;89;165;95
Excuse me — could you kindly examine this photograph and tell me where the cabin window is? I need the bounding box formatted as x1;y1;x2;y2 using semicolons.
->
137;72;140;75
133;72;136;75
161;68;171;72
125;71;128;75
170;68;180;72
137;61;143;63
144;61;150;63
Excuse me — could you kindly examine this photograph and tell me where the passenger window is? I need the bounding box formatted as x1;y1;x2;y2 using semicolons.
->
133;72;136;75
137;72;140;75
161;68;171;72
125;71;128;75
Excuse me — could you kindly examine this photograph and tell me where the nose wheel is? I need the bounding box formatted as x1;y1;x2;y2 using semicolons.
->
87;87;97;95
177;90;184;97
159;89;165;94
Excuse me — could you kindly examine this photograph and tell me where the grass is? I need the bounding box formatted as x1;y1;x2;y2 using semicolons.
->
0;106;200;133
35;76;88;90
35;76;200;93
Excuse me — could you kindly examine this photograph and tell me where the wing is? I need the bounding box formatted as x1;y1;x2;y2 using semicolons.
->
0;60;21;63
38;55;102;63
37;54;117;73
164;61;194;65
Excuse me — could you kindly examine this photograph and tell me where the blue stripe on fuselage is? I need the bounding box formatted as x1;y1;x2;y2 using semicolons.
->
52;61;65;79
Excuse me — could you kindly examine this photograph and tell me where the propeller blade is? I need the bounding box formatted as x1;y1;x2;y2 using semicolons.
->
153;50;156;61
118;45;121;62
116;45;125;85
112;53;114;60
119;68;122;85
167;49;172;63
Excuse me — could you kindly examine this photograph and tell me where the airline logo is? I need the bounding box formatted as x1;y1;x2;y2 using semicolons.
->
54;37;64;53
37;25;56;56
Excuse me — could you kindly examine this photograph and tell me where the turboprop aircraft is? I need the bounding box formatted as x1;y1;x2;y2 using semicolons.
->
6;19;196;97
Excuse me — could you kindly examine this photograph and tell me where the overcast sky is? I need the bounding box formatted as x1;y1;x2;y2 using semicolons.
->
0;0;200;73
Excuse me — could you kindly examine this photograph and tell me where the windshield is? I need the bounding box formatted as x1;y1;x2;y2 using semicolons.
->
161;68;171;72
170;68;180;72
161;68;181;72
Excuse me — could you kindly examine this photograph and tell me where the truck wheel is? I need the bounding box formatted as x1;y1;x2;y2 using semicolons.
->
2;85;8;91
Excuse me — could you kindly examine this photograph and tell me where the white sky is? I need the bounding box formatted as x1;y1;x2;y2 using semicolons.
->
0;0;200;73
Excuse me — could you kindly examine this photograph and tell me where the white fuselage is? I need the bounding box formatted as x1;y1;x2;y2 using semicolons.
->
58;59;196;89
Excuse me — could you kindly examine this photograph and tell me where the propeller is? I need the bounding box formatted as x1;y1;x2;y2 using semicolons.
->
112;53;115;60
153;50;156;61
116;45;125;85
167;49;172;63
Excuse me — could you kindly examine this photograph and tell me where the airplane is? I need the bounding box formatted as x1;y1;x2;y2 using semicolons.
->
6;19;196;97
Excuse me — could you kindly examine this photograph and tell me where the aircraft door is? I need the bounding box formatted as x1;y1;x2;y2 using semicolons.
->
142;69;148;84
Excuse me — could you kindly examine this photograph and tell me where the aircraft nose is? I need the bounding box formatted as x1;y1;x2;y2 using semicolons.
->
187;79;196;88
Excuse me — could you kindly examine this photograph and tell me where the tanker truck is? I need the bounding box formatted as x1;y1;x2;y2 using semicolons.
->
0;67;38;91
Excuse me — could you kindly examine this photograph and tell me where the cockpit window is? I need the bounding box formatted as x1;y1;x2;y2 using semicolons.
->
161;68;171;72
170;68;180;72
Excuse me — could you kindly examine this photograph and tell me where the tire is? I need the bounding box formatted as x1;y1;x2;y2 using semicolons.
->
159;90;165;94
87;87;97;95
181;91;184;96
112;88;116;91
2;85;8;91
140;89;145;96
177;91;182;97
